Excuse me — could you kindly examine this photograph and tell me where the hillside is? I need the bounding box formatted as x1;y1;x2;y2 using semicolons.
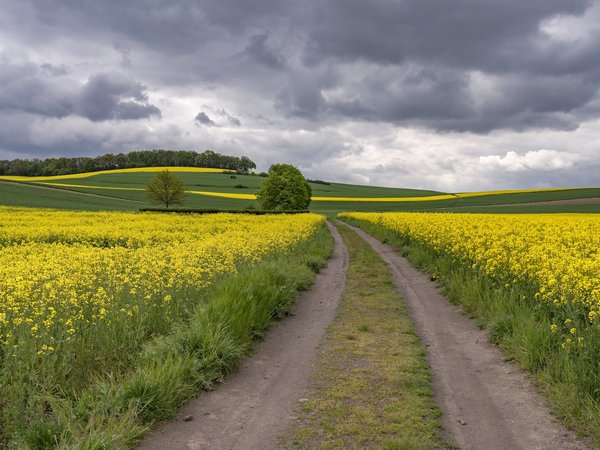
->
1;167;599;214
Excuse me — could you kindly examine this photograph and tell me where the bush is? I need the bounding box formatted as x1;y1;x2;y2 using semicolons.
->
256;164;312;210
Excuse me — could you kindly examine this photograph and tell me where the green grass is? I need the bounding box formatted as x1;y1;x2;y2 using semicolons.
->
1;223;333;449
0;181;143;211
342;217;600;447
437;203;600;214
2;170;600;215
282;222;447;449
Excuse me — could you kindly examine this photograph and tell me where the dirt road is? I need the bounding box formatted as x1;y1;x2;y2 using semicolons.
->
137;222;349;450
341;221;588;450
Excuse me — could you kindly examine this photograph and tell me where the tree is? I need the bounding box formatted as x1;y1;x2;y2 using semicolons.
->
256;164;312;210
146;169;187;208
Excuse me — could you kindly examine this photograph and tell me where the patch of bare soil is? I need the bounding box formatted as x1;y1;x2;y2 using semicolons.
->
342;221;588;450
137;222;348;450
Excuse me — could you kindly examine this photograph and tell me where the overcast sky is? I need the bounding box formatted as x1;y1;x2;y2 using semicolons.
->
1;1;599;191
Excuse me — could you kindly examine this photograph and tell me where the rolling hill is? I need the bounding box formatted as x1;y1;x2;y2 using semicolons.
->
1;167;599;215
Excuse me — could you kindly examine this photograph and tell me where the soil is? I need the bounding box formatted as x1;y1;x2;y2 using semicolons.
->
137;222;349;450
341;220;589;450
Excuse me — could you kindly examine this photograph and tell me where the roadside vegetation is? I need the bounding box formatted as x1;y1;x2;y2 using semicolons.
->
340;212;600;446
283;222;446;449
0;207;331;448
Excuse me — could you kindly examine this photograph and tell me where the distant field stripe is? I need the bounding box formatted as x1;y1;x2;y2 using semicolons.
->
36;183;257;200
312;194;457;202
188;190;257;200
36;182;145;191
0;166;231;182
454;187;588;198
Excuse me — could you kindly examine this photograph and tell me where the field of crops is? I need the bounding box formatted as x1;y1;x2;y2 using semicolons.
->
2;167;599;217
341;212;600;333
0;206;327;446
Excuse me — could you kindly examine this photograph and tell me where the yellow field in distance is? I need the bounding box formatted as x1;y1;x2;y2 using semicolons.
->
0;166;231;182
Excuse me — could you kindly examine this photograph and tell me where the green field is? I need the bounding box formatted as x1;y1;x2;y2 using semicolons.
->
1;168;599;214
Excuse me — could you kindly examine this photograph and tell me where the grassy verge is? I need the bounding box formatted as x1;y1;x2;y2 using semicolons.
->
341;218;600;446
282;222;447;449
3;225;333;449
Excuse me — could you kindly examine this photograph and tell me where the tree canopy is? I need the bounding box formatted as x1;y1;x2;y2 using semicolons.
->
256;164;312;210
0;149;256;176
146;169;187;208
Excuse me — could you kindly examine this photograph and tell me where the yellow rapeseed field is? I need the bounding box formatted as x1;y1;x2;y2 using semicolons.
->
0;207;325;356
340;212;600;329
0;166;230;182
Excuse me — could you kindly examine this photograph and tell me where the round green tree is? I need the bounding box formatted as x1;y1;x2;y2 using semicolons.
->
256;164;312;210
146;169;187;208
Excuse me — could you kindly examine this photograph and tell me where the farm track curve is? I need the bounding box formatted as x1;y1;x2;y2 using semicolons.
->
340;220;589;450
137;222;349;450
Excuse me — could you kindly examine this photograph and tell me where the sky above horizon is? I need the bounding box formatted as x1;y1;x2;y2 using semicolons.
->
1;1;599;191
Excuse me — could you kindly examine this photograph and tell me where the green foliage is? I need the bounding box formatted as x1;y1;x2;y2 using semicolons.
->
0;150;256;176
146;170;187;208
256;164;312;210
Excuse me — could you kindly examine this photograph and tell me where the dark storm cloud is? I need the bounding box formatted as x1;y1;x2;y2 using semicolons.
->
195;112;217;126
295;0;600;132
0;60;160;122
0;61;75;118
4;0;600;133
303;0;592;71
77;73;161;121
244;33;286;69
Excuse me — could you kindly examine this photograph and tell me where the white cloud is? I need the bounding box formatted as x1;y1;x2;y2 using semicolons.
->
479;150;582;172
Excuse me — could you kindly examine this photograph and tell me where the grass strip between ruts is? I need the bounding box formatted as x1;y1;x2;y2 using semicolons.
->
282;221;447;449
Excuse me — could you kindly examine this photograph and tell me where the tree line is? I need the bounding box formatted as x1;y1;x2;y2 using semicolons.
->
0;149;256;176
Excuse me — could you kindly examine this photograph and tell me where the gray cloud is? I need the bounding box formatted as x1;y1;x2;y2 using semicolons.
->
244;33;286;69
304;0;592;71
195;112;217;126
0;61;75;118
78;73;161;121
0;60;160;122
217;109;242;127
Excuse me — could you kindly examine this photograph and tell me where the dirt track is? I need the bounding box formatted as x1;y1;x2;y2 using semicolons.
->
342;221;588;450
137;222;349;450
138;220;588;450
